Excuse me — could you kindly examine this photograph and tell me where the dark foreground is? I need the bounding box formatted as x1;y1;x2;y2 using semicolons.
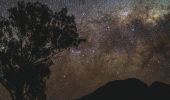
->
79;78;170;100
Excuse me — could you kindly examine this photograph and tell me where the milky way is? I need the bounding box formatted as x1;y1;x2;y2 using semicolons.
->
0;0;170;100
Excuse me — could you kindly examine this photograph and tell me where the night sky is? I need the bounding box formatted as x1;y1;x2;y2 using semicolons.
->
0;0;170;100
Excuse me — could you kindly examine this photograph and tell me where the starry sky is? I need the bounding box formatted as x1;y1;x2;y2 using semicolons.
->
0;0;170;100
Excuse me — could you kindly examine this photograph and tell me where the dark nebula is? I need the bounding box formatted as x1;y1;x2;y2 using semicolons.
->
0;0;170;100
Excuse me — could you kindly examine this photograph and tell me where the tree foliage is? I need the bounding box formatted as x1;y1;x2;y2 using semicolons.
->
0;1;84;100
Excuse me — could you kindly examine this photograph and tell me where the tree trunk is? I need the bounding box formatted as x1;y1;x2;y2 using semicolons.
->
14;91;23;100
0;79;24;100
0;81;15;100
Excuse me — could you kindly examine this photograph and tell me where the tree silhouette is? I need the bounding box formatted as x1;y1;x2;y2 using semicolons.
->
0;1;84;100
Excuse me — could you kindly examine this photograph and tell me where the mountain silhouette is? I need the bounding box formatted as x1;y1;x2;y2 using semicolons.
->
79;78;170;100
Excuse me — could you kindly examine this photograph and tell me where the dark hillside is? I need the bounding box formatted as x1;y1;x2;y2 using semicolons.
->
79;78;170;100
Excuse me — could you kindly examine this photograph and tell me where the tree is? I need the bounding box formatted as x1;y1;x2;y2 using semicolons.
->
0;1;84;100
